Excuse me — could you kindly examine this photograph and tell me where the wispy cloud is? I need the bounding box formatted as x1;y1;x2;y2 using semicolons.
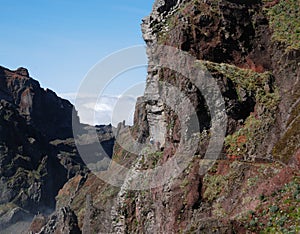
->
60;92;138;126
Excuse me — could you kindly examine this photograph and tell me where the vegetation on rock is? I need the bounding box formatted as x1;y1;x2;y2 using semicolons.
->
264;0;300;50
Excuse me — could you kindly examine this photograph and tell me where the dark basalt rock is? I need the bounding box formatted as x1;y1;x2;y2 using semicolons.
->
37;207;81;234
0;66;115;231
15;67;30;77
0;66;80;141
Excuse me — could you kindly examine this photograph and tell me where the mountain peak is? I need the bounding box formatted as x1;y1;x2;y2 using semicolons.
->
15;67;29;77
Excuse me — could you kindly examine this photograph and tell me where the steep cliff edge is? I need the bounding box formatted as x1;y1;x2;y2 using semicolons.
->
0;66;115;232
36;0;299;233
0;66;80;141
112;0;300;233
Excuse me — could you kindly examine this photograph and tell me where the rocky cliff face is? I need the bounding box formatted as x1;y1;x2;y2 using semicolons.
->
25;0;300;233
0;66;80;141
0;67;115;232
110;0;299;233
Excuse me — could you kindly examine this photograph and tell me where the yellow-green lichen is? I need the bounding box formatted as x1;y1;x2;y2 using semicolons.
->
264;0;300;50
203;174;227;202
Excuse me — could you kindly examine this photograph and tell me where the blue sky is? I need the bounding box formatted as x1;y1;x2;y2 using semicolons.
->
0;0;153;124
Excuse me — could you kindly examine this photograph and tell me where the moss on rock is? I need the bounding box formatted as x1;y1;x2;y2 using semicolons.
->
264;0;300;50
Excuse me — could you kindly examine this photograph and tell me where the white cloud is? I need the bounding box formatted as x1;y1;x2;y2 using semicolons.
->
60;92;138;126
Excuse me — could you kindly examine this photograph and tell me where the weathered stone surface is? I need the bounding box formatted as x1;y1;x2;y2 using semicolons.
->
0;66;115;231
37;207;81;234
0;66;80;141
109;0;300;233
2;0;300;233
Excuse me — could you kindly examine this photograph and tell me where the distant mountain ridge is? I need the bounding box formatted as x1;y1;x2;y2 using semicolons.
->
0;66;115;232
0;66;80;141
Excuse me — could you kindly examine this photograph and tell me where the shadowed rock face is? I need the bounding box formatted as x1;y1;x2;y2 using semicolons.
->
0;66;116;230
0;99;68;211
35;207;81;234
0;66;80;141
0;67;81;230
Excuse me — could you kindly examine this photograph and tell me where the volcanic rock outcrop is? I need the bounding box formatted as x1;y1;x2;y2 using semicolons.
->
53;0;299;233
0;66;115;231
2;0;299;233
